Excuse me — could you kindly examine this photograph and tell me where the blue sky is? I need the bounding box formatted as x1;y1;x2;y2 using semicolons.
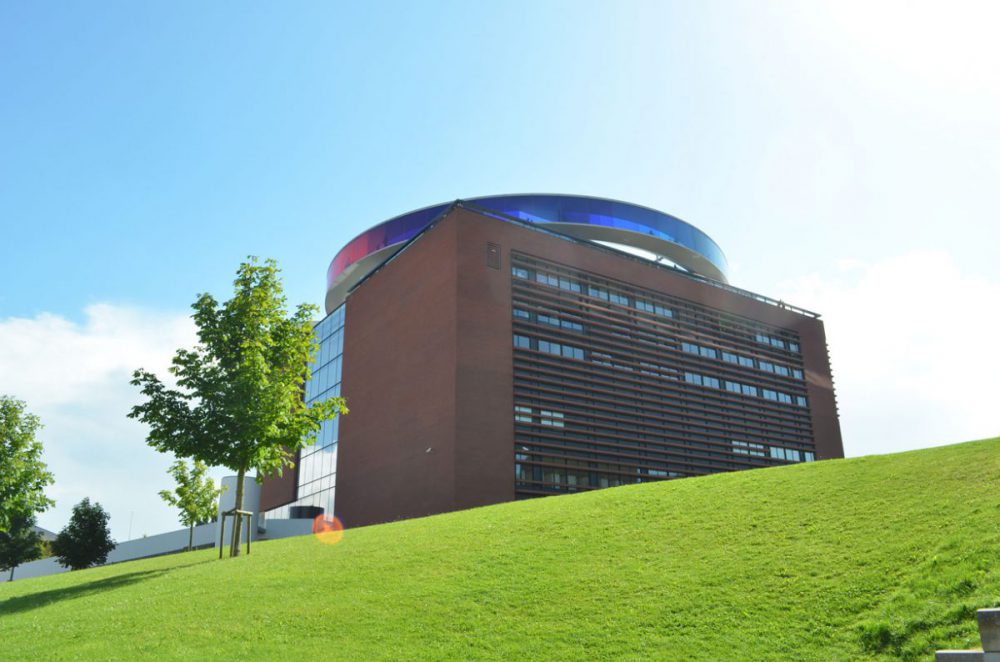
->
2;1;998;539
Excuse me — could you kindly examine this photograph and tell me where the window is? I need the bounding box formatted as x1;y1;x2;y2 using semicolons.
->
513;308;530;319
685;372;719;389
683;342;717;359
514;406;532;423
789;342;800;353
756;332;790;351
774;365;790;377
640;361;669;377
804;452;815;462
536;272;559;287
725;381;741;393
770;446;802;462
535;339;583;360
512;267;530;279
731;440;767;457
763;389;778;401
759;361;774;373
540;411;565;428
513;334;531;349
796;396;808;407
741;384;758;397
588;286;609;301
792;368;803;380
738;356;755;368
559;277;581;293
609;292;630;306
537;313;583;333
722;352;738;364
634;299;673;318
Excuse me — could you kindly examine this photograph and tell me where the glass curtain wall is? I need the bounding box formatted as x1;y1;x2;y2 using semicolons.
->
264;304;345;520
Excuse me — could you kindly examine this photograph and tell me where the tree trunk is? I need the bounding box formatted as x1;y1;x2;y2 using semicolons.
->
9;566;13;582
188;524;194;552
230;465;246;557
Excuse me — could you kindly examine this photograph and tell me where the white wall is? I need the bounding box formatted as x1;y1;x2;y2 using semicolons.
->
4;476;312;583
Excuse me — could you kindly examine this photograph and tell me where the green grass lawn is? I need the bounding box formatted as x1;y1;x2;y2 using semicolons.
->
3;437;999;660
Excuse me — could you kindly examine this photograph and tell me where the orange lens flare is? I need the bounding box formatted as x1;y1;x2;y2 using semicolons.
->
312;514;345;545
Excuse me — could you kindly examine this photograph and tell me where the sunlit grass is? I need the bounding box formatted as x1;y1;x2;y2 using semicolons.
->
3;437;998;660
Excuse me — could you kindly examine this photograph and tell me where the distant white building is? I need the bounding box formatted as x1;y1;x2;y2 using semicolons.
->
4;476;315;583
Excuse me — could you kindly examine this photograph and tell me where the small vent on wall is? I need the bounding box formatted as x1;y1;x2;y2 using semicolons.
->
486;242;501;269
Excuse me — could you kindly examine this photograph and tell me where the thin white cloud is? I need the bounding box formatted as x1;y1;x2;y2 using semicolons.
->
777;250;1000;456
0;304;221;540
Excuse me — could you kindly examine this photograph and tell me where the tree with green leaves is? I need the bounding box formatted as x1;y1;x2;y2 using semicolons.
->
0;395;55;533
0;513;44;581
52;498;116;570
129;257;347;557
159;459;224;552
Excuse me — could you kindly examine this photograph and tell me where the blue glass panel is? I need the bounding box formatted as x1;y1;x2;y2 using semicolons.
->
328;195;729;298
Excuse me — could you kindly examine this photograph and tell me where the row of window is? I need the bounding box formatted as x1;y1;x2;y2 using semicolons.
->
515;406;566;427
515;266;675;319
724;380;761;397
634;299;675;318
730;440;767;457
516;408;815;465
771;446;813;462
687;343;804;380
517;332;808;409
756;332;800;354
517;280;803;381
684;371;721;389
515;265;802;356
518;432;814;467
682;341;720;360
685;371;807;407
586;284;631;307
529;269;582;293
514;434;800;473
730;440;815;462
514;334;586;360
514;308;584;333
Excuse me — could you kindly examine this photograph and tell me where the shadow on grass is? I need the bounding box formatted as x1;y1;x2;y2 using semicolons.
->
0;558;213;616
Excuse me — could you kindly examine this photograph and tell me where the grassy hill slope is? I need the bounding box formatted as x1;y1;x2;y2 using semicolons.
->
3;437;999;660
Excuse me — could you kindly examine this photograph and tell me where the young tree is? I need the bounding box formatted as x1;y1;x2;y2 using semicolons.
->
0;513;44;581
129;258;347;557
51;498;116;570
159;459;224;551
0;396;55;532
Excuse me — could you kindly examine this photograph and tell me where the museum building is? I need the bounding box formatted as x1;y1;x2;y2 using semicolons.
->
260;195;843;528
